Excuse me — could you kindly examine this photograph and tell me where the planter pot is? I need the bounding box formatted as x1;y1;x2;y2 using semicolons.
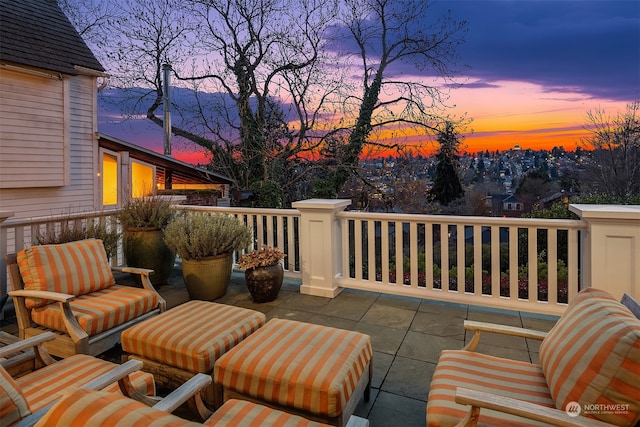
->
244;263;284;303
182;253;233;300
123;227;175;287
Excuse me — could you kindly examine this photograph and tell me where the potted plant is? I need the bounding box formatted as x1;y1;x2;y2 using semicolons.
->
164;212;252;300
237;245;285;303
117;195;176;287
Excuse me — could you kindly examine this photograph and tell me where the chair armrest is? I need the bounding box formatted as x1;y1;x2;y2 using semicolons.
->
0;332;56;359
154;373;211;412
463;320;547;351
111;266;154;275
8;289;75;302
455;387;614;427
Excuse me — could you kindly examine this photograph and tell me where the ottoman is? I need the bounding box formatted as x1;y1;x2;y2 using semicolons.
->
121;301;266;406
213;318;373;427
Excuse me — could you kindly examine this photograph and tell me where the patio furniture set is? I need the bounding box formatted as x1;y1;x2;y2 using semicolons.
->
2;239;640;426
2;239;372;426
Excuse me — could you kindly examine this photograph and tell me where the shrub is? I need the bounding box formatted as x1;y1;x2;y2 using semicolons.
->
118;195;175;229
37;217;120;260
164;213;253;260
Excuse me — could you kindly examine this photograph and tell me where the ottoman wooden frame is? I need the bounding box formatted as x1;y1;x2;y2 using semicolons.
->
213;318;373;427
121;300;266;407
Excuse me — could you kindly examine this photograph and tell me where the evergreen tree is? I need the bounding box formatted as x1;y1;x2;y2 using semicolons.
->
428;122;464;205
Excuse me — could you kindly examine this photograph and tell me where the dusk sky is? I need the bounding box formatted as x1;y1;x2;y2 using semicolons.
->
98;0;640;164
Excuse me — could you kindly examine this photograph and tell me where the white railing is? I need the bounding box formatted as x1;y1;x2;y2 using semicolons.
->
2;201;638;318
176;205;302;278
336;211;585;315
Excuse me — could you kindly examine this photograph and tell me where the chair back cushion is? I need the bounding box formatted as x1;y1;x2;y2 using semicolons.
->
0;365;31;426
17;239;115;308
539;287;640;426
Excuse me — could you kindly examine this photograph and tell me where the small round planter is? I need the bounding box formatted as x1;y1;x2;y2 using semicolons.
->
181;253;233;300
244;263;284;303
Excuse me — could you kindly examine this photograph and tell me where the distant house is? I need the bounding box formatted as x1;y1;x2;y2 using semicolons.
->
0;0;230;220
486;194;525;217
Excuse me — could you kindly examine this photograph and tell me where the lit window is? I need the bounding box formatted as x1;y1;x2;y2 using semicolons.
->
102;152;119;206
131;160;155;198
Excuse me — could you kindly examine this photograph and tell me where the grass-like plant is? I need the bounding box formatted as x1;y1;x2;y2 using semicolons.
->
117;195;175;229
164;213;253;260
37;217;120;260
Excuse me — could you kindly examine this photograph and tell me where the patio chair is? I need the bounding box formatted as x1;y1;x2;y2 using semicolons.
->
0;332;156;426
6;238;166;358
426;288;640;426
31;373;371;426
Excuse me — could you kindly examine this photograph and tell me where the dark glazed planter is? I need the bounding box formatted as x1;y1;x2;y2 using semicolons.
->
244;263;284;303
123;227;175;287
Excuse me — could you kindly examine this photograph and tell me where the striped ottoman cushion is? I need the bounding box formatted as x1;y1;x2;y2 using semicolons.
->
30;285;159;336
16;354;155;412
205;399;331;426
426;350;554;427
214;318;373;418
1;365;31;426
539;287;640;426
17;239;115;309
121;301;267;373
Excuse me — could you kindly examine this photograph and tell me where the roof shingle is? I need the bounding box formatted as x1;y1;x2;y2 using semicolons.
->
0;0;104;75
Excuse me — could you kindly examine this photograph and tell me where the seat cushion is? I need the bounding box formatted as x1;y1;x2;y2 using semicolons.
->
122;301;266;373
0;365;31;426
426;349;554;427
17;239;116;309
34;388;196;427
16;354;155;412
30;285;159;336
539;287;640;426
214;318;372;418
205;399;331;426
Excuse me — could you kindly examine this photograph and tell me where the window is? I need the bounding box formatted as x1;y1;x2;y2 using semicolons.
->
131;160;155;198
101;150;119;207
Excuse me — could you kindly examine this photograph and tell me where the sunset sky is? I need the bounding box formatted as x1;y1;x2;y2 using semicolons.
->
98;0;640;164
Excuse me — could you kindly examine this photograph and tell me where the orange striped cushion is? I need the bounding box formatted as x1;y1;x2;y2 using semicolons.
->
121;301;266;373
16;354;155;412
214;318;372;418
539;287;640;426
1;365;31;426
33;388;195;427
205;399;331;426
17;239;116;309
427;349;554;426
30;285;159;336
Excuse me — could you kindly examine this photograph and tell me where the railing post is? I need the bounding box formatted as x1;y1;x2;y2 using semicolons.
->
292;199;351;298
570;204;640;301
0;210;15;320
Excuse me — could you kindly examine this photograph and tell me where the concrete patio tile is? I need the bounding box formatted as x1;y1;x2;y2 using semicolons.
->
305;313;358;331
521;314;558;332
365;391;426;427
410;311;465;339
466;306;522;326
360;303;417;330
354;387;379;420
418;299;468;318
381;355;435;401
374;294;422;311
280;292;333;312
371;351;394;389
398;331;463;364
354;322;407;355
264;306;315;322
321;291;378;321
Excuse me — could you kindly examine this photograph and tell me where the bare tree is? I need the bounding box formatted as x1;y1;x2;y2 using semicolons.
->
580;101;640;198
321;0;468;195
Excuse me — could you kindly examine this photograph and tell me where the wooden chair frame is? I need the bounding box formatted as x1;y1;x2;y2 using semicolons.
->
6;252;166;358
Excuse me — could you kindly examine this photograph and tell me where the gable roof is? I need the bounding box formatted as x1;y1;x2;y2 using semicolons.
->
0;0;104;75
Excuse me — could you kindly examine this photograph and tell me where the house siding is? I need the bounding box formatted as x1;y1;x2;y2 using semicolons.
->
0;71;98;219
